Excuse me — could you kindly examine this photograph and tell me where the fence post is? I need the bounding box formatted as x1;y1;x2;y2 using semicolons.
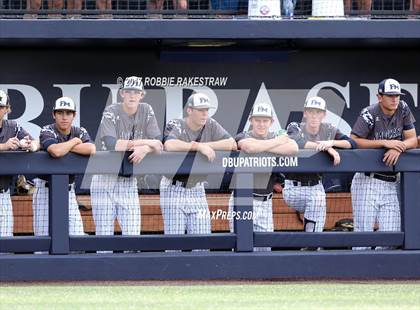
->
234;173;254;252
49;174;69;254
401;172;420;250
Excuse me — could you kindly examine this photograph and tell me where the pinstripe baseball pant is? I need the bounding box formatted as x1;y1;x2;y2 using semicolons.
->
32;178;85;236
351;172;400;250
0;191;13;237
228;193;274;252
282;180;326;232
160;176;210;235
91;175;140;236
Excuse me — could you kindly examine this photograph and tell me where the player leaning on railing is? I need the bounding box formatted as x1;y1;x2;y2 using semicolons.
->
282;96;356;249
32;96;95;248
160;92;236;239
91;76;162;251
0;90;39;240
227;102;298;251
350;78;417;250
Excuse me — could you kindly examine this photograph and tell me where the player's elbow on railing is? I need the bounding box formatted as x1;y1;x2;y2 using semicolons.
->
46;146;66;158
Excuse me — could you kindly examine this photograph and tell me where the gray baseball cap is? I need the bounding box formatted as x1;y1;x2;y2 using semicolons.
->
187;93;213;109
304;96;327;111
250;102;273;118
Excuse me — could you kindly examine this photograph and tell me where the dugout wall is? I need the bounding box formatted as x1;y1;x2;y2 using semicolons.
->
0;19;419;280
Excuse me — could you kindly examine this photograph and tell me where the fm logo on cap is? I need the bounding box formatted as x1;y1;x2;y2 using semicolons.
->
310;99;322;106
257;106;269;113
389;83;400;90
59;100;71;108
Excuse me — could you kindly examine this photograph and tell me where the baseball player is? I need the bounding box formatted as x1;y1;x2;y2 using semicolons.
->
0;90;39;239
283;96;356;244
228;102;298;251
33;96;95;240
91;76;162;241
350;78;417;250
160;92;236;239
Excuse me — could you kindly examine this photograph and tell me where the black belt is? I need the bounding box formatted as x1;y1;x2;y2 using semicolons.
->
252;193;273;201
364;173;397;183
291;180;321;187
0;188;8;193
171;179;202;189
44;182;73;191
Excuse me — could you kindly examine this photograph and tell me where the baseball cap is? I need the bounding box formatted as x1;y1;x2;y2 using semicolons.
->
121;76;144;91
0;90;9;106
187;93;212;109
53;96;76;112
378;78;404;96
304;96;327;111
250;102;273;118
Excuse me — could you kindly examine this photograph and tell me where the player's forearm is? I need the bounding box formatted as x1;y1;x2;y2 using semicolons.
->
239;138;279;153
131;139;159;147
47;139;80;158
164;139;194;152
202;138;237;151
402;136;418;150
332;140;352;149
350;135;386;149
71;143;96;156
115;139;132;151
303;141;318;150
268;140;299;155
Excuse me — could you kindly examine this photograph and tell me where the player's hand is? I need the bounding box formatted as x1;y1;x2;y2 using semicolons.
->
327;147;340;166
72;137;83;145
129;145;151;164
383;140;406;153
197;144;216;162
148;140;163;154
383;149;401;167
316;140;334;151
275;135;289;145
5;137;20;150
19;136;32;151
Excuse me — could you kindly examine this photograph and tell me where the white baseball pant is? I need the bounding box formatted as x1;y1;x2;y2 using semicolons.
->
351;172;400;250
91;175;140;236
160;176;210;235
0;190;13;237
282;180;326;232
32;178;85;236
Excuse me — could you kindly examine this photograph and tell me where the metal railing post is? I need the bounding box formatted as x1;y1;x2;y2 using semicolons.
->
49;174;70;254
401;172;420;250
233;173;254;252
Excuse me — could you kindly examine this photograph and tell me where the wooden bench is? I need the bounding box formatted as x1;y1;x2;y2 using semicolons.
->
11;193;353;234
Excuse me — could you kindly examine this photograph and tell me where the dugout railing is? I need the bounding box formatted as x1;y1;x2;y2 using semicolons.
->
0;149;419;255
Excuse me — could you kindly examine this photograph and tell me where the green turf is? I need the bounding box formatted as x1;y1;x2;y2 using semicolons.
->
1;283;419;310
